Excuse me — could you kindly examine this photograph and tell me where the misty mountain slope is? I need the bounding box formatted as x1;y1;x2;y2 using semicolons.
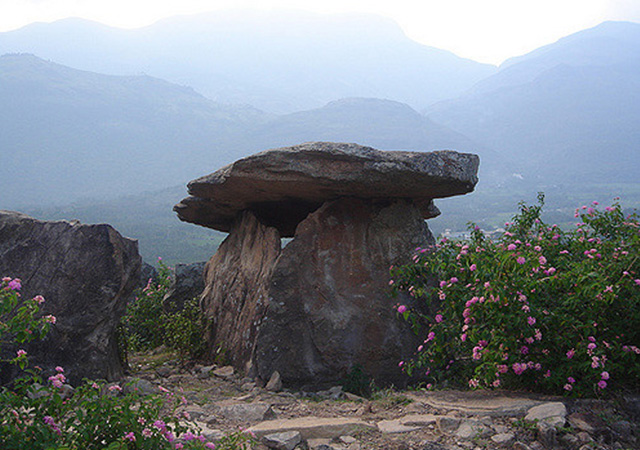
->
0;53;269;207
468;21;640;96
0;10;496;113
427;21;640;184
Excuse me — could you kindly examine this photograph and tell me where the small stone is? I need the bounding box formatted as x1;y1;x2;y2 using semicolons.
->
344;392;367;402
241;382;256;391
491;433;515;444
263;431;302;450
328;386;343;400
611;420;632;439
512;442;532;450
525;402;567;427
577;431;593;443
213;366;235;379
560;433;581;448
567;412;605;434
217;402;276;423
437;416;461;434
536;421;557;448
307;438;333;449
455;420;491;440
266;371;283;392
123;378;159;396
339;436;356;444
156;366;172;377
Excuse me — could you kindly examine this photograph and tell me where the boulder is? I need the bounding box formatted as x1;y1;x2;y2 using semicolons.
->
175;142;478;237
254;197;433;386
163;261;206;312
0;211;141;384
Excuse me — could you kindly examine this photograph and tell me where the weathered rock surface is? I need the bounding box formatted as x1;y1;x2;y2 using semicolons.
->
200;211;281;370
175;142;478;236
183;143;479;388
248;417;376;439
0;211;140;384
163;261;206;312
254;197;433;387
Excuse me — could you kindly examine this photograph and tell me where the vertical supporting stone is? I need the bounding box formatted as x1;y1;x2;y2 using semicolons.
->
253;197;434;387
201;210;281;371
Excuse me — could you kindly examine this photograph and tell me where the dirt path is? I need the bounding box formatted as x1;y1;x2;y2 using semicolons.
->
124;352;639;450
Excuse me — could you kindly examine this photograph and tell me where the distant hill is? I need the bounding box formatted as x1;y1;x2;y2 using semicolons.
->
427;21;640;184
0;53;269;208
1;54;486;208
0;10;496;113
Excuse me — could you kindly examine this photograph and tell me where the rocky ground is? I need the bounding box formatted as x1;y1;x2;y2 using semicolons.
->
123;351;640;450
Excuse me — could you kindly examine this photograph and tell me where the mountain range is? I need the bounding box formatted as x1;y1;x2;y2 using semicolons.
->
0;10;495;113
1;13;639;262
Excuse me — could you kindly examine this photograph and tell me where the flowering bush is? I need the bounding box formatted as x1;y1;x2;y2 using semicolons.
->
0;277;254;450
391;195;640;396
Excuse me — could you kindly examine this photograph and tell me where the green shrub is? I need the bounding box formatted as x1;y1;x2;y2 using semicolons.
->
0;277;254;450
120;259;207;362
391;194;640;396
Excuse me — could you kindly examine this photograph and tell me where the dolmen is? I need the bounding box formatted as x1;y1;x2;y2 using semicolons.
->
174;142;479;388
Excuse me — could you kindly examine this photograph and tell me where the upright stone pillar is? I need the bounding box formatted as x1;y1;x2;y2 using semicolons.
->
254;198;434;386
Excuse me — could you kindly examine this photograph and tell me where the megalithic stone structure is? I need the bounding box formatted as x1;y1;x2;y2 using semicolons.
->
175;142;479;388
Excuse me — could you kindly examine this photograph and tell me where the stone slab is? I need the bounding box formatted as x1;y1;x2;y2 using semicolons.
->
248;417;376;439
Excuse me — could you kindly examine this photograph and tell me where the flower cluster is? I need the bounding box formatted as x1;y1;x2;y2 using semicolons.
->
391;195;640;396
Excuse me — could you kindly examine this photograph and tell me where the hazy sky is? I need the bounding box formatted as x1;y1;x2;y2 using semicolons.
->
2;0;640;64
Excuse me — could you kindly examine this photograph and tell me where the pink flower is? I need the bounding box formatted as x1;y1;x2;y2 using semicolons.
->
564;384;573;391
469;264;477;272
567;377;575;384
426;331;435;342
460;333;467;342
492;379;501;388
527;316;536;326
468;378;479;388
566;349;575;359
397;305;407;314
16;349;27;357
435;314;443;323
142;428;152;438
124;432;136;442
521;346;529;355
108;385;122;392
175;444;184;450
587;343;597;350
205;443;216;449
598;380;607;389
517;256;526;265
538;256;547;265
497;364;508;374
44;315;56;324
450;277;458;284
33;295;45;304
601;371;610;380
55;366;64;373
507;243;517;251
8;279;21;290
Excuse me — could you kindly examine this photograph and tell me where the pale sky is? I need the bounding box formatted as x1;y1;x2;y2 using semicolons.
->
1;0;640;64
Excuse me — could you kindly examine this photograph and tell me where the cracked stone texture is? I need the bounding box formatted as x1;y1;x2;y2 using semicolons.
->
0;210;140;384
253;197;434;387
200;210;281;371
175;142;478;237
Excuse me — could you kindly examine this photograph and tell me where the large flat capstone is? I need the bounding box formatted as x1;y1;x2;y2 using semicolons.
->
175;142;478;236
